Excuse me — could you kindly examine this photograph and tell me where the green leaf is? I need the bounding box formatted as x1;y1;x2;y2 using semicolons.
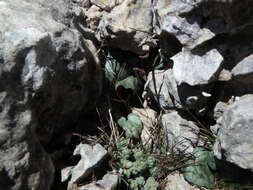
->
117;113;143;139
105;53;127;82
144;177;159;190
115;76;138;90
183;147;216;188
129;176;145;189
207;151;216;170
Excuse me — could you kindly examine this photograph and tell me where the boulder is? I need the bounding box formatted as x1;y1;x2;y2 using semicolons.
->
171;49;223;86
213;101;229;120
0;0;102;189
62;143;108;188
214;95;253;171
161;111;199;154
132;108;157;145
165;172;205;190
215;54;253;100
161;15;215;49
143;49;223;113
97;0;156;55
143;69;213;113
79;173;119;190
232;54;253;77
154;0;203;19
143;70;174;109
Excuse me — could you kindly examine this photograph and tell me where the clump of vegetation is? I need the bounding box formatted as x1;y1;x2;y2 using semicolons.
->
182;146;216;188
100;51;188;190
114;113;159;190
99;50;253;190
115;137;159;190
117;113;143;139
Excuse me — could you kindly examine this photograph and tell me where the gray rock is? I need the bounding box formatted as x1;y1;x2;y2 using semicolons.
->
0;0;102;189
163;69;183;109
232;54;253;77
218;69;232;81
164;69;212;113
211;97;238;135
210;124;221;136
132;108;157;146
215;96;238;112
79;173;119;190
85;5;104;31
97;0;156;55
213;101;229;120
171;49;223;86
61;166;74;183
211;100;234;135
143;69;213;113
143;70;175;109
165;172;205;190
161;15;215;49
0;110;55;190
155;0;203;19
63;143;108;187
161;111;199;154
213;95;253;171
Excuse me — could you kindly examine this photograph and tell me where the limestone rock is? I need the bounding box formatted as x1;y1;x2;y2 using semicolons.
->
143;70;174;109
213;95;253;171
63;143;108;187
132;108;157;145
98;0;156;55
61;166;74;182
171;49;223;86
165;172;205;190
164;69;213;113
213;101;228;120
79;173;119;190
85;5;104;31
156;0;203;17
232;54;253;77
218;69;232;81
161;111;199;154
161;15;215;49
0;0;102;189
143;69;213;113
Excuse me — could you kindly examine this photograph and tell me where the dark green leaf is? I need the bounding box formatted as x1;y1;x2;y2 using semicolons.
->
183;147;216;188
115;76;138;90
105;54;127;82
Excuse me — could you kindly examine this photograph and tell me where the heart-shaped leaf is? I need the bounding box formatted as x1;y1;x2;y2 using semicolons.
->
183;147;216;188
105;54;127;82
115;76;138;90
117;113;143;139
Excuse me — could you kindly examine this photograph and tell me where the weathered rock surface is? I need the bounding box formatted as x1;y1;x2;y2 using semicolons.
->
0;0;102;189
62;143;107;188
214;95;253;171
171;49;223;86
161;111;199;154
154;0;203;21
143;70;174;109
98;0;155;55
79;173;119;190
144;69;213;113
232;54;253;77
213;101;229;120
2;0;253;189
132;108;157;145
161;15;215;49
165;172;204;190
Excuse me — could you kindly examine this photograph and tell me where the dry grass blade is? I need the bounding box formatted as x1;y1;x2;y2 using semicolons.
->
108;108;120;147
